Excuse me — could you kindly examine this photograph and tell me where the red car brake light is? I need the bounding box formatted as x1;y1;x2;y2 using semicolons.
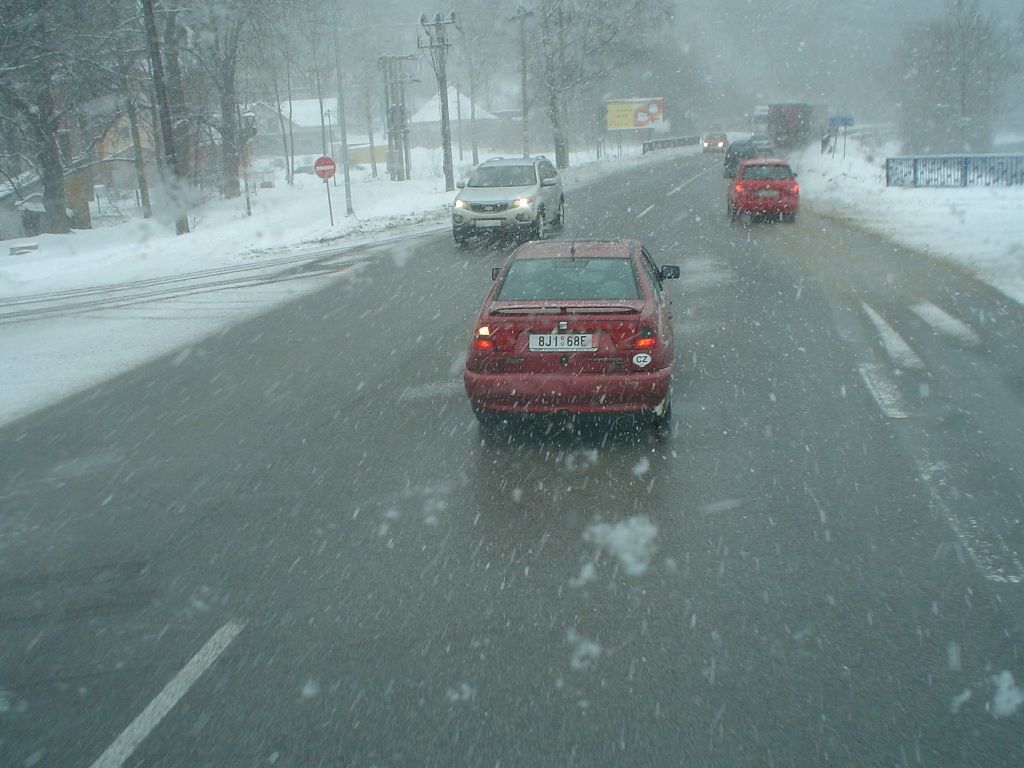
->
734;182;744;193
472;325;495;351
471;323;517;352
635;328;657;349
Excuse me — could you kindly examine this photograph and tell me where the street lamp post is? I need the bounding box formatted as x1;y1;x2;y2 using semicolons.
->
325;109;337;186
332;25;355;215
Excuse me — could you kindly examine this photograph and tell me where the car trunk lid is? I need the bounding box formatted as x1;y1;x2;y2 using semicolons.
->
479;300;649;374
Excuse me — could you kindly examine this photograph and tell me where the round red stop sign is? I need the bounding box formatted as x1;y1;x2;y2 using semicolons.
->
314;155;336;180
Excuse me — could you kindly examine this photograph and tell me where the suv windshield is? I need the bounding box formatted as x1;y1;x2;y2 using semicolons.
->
742;164;794;180
468;165;537;187
497;258;639;301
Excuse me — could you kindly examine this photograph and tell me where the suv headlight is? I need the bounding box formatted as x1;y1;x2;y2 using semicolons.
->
454;199;466;209
513;196;534;208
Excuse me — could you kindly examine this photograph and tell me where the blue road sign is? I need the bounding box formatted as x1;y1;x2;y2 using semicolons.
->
829;116;855;128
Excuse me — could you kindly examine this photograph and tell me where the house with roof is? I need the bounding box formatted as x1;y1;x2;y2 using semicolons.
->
251;98;385;170
409;86;528;154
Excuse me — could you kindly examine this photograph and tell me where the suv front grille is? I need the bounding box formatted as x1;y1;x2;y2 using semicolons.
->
469;202;512;213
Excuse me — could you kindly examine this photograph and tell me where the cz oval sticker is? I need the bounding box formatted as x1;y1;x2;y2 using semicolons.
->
633;353;652;368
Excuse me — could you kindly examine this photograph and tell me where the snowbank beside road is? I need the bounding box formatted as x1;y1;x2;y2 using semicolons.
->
792;140;1024;306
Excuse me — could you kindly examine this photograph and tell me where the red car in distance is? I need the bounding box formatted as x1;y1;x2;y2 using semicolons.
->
463;240;680;433
727;158;800;223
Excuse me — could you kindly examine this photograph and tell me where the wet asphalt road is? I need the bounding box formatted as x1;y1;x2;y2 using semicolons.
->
2;150;1024;767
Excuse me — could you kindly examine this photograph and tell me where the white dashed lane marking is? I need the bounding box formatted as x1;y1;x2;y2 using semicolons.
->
911;302;982;347
667;166;713;197
858;363;909;419
918;461;1024;585
861;303;925;370
89;620;246;768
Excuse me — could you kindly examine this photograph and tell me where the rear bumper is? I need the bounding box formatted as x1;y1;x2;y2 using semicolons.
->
732;195;798;215
464;367;671;415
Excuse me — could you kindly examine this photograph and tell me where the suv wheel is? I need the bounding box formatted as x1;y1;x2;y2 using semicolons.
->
553;198;565;229
533;209;546;240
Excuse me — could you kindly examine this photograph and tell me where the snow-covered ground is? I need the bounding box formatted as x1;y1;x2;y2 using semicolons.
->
792;139;1024;305
2;136;1022;428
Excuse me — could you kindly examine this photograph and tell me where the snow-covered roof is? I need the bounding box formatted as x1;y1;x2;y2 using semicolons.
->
410;87;496;124
274;99;337;128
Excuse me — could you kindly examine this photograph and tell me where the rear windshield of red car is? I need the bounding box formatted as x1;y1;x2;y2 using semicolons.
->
740;165;794;180
496;258;640;301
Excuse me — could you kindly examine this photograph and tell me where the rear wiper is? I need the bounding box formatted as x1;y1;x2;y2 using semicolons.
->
491;306;562;315
563;305;639;314
491;305;639;315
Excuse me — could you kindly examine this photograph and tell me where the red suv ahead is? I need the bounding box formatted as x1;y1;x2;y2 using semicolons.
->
463;240;680;431
727;158;799;222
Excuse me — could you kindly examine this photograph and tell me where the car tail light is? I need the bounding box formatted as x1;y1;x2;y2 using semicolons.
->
635;328;657;349
472;325;494;351
790;181;800;194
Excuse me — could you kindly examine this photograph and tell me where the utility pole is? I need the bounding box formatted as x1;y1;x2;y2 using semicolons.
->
141;0;189;235
332;23;354;215
379;55;417;181
418;12;456;192
455;80;463;161
511;5;532;159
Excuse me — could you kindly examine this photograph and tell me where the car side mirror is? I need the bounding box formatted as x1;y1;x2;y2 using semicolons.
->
541;177;556;187
491;267;501;281
793;173;798;178
456;180;466;189
660;265;681;280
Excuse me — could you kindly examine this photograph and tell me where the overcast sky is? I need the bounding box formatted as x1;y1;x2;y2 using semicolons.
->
681;0;1020;119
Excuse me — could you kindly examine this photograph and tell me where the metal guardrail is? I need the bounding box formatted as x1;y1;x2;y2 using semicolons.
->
642;136;700;155
885;154;1024;187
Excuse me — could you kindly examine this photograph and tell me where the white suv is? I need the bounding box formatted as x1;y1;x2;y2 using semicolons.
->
452;157;565;245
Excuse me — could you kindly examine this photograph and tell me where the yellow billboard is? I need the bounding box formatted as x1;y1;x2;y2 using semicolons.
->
605;98;665;130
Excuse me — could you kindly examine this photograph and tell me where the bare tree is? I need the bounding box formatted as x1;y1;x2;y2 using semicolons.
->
896;0;1017;152
185;0;256;199
0;1;80;233
248;0;296;184
534;0;673;168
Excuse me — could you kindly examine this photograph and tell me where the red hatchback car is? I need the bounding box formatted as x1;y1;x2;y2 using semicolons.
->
463;240;680;431
727;158;799;222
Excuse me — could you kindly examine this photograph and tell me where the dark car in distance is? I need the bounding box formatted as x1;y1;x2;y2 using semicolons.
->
723;140;763;177
463;239;680;433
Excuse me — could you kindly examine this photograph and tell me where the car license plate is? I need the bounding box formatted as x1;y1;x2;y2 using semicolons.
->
529;333;595;352
757;189;779;198
476;219;502;228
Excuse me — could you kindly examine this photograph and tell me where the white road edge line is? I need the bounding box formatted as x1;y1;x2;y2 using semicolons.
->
636;203;656;219
917;461;1024;584
858;363;909;419
861;303;925;370
667;167;712;197
89;620;246;768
